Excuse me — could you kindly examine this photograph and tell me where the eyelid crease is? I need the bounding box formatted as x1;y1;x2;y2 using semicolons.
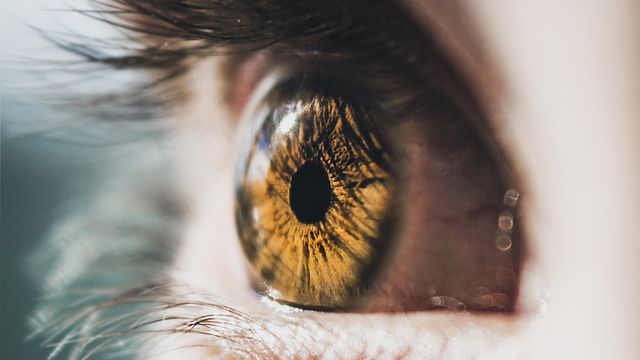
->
224;52;271;117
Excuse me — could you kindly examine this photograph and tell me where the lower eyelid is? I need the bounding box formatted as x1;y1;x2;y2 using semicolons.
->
175;309;524;358
287;312;522;357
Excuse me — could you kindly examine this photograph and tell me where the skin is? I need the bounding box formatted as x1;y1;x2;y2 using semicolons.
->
161;0;640;358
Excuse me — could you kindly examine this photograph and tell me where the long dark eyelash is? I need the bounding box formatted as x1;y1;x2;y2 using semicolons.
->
43;0;365;73
63;0;352;65
35;0;349;122
42;0;473;123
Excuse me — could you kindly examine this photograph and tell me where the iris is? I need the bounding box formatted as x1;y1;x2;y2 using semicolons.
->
235;82;394;308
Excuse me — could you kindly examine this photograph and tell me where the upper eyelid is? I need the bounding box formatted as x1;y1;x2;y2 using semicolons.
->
225;48;468;122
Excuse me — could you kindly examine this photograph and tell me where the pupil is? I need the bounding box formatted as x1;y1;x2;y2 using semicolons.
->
289;162;332;224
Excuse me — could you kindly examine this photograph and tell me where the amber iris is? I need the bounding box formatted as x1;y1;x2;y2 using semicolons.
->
235;86;394;308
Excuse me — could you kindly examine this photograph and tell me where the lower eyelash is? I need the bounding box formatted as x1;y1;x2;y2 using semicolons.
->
33;277;522;360
34;281;287;359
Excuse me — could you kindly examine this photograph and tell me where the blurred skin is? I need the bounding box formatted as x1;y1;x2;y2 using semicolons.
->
165;0;640;358
468;1;640;358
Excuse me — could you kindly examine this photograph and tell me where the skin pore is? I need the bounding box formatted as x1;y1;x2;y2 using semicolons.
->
30;0;640;358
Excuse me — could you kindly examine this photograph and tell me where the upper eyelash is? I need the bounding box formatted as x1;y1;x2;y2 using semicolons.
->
43;0;355;69
40;0;468;122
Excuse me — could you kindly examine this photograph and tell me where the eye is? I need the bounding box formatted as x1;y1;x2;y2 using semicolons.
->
236;78;395;308
234;70;522;313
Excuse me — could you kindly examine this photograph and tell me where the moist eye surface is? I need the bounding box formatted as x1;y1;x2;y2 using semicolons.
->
235;83;395;308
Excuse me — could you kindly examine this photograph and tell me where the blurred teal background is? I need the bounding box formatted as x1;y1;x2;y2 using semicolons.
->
1;1;139;358
1;112;110;359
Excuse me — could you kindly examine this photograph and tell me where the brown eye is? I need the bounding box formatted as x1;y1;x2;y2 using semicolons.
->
235;81;395;308
235;67;521;313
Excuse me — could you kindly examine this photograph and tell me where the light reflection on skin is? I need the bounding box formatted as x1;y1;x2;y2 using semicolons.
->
155;0;640;358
